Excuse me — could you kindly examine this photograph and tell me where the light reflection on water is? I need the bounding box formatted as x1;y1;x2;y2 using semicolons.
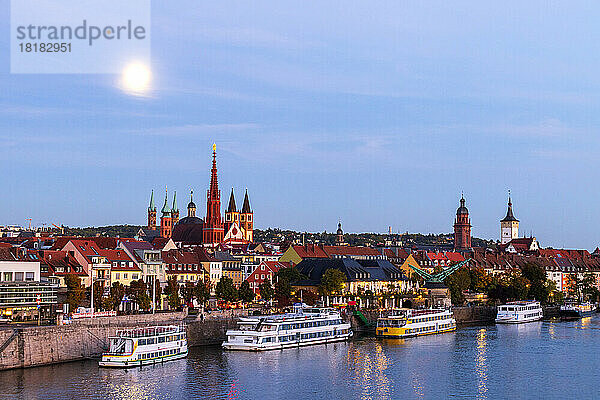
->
3;317;600;400
475;328;488;400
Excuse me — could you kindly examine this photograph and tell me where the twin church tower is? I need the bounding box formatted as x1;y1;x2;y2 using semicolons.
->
146;144;253;245
453;192;520;250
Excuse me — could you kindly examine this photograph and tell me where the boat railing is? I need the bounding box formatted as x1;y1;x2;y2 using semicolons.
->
115;325;181;339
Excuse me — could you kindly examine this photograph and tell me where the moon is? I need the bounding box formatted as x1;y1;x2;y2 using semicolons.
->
121;62;151;95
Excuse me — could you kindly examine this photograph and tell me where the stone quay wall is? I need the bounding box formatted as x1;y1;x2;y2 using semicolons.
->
452;306;496;325
0;310;246;371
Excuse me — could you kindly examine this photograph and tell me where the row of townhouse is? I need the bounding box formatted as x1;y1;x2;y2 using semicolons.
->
466;249;600;294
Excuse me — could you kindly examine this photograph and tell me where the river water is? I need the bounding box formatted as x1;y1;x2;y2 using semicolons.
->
2;317;599;399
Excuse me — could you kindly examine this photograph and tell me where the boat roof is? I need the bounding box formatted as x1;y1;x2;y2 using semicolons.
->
111;325;182;339
503;300;539;305
381;308;450;319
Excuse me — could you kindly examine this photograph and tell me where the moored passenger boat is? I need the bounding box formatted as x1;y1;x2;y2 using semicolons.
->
375;308;456;338
495;301;543;324
560;301;594;319
222;307;352;351
99;325;187;368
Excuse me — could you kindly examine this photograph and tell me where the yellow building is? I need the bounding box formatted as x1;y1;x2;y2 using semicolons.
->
399;254;421;280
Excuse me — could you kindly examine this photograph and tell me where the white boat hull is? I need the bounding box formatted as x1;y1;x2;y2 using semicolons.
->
495;315;542;324
99;350;188;368
223;333;352;351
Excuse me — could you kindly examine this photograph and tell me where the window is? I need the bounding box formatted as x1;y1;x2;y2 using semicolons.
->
115;273;120;280
14;272;24;281
124;273;128;279
3;272;12;281
133;274;138;280
25;272;34;281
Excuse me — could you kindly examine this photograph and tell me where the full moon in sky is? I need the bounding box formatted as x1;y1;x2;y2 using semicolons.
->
121;62;151;95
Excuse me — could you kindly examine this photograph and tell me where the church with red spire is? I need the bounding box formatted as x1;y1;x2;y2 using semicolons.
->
144;144;253;247
202;143;225;245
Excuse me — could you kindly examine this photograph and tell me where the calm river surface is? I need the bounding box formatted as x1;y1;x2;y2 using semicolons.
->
3;317;600;399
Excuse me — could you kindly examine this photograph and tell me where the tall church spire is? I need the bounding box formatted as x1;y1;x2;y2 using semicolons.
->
227;188;237;213
242;189;252;213
148;190;156;211
204;144;224;245
209;143;219;197
172;191;178;212
161;187;171;215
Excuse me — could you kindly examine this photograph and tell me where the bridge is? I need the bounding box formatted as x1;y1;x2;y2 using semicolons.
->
406;258;471;284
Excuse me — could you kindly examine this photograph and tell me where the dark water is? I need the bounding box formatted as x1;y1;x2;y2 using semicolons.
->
2;317;600;399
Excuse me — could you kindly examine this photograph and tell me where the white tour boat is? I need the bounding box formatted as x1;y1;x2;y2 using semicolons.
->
222;307;352;351
495;300;543;324
376;308;456;338
99;325;187;368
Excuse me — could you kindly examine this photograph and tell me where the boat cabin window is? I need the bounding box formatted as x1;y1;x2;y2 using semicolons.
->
238;323;256;331
109;338;133;354
258;324;277;332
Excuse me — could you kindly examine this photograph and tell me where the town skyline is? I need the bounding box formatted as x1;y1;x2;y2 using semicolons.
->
2;2;600;249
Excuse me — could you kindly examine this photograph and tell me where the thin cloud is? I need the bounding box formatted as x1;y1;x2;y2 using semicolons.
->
128;123;260;137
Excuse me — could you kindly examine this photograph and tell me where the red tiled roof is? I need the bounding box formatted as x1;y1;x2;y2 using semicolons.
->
0;248;16;261
97;249;139;271
39;250;87;276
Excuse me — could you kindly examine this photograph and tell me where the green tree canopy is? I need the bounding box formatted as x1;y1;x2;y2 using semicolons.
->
215;276;238;302
106;282;126;311
64;274;85;313
88;281;105;311
444;268;471;305
128;279;151;310
194;280;211;305
319;268;346;296
259;281;274;302
238;281;255;303
164;276;181;309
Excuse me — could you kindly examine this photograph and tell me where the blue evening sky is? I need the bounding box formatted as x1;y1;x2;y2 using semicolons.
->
1;1;600;249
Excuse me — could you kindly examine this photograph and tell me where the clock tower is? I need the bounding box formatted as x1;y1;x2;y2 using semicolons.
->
500;192;519;244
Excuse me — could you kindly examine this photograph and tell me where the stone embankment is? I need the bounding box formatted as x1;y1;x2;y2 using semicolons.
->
0;310;246;371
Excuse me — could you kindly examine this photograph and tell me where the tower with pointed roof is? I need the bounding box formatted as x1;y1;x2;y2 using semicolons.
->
160;187;173;238
240;189;253;242
501;191;519;244
224;188;240;235
203;144;224;245
147;190;157;230
453;194;472;250
171;191;179;225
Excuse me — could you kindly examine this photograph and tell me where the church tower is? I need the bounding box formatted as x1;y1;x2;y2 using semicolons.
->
336;222;344;246
203;144;224;245
147;190;157;230
500;192;519;244
187;190;196;217
171;191;179;225
240;189;253;242
160;188;173;238
224;188;240;234
453;194;472;250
